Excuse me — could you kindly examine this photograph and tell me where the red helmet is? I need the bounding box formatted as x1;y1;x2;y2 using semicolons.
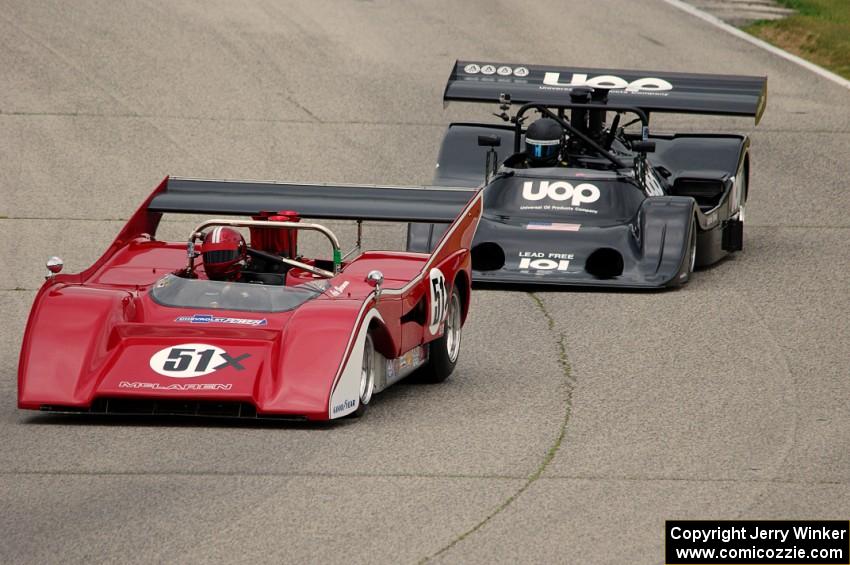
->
202;227;246;281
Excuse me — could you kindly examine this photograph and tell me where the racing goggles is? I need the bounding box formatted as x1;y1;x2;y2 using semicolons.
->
526;137;560;161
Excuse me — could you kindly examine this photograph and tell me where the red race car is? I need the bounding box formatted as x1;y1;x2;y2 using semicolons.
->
18;177;482;421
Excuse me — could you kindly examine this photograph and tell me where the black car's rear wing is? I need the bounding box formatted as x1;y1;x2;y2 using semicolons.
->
443;60;767;125
149;177;476;223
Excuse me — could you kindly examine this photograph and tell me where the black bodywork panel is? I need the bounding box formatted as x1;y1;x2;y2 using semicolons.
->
408;124;750;288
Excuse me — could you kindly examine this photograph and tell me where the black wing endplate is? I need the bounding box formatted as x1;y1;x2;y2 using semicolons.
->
149;178;475;223
444;60;767;124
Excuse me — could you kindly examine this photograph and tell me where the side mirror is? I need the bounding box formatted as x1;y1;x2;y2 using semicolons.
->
632;140;656;153
46;256;64;279
477;135;501;147
366;270;383;299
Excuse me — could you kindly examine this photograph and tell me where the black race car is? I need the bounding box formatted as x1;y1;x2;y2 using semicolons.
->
407;61;767;288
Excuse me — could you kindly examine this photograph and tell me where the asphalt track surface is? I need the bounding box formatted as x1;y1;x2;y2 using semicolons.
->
1;1;848;563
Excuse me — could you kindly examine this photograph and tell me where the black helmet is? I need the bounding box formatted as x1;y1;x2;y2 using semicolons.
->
525;118;562;165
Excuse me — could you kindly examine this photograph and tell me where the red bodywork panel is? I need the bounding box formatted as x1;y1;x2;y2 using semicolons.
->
18;177;482;420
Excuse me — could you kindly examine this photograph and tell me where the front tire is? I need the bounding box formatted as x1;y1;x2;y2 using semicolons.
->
677;219;698;286
688;225;697;275
418;286;462;383
352;333;376;417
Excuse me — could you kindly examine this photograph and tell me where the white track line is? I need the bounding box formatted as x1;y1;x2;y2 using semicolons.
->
663;0;850;90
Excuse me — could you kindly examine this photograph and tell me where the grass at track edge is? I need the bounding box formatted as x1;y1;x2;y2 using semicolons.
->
745;0;850;80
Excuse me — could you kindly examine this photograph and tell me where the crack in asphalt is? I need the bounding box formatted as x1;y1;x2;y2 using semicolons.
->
0;216;128;222
0;12;205;164
6;110;850;135
0;469;522;480
1;469;845;485
732;296;801;518
418;292;575;564
0;109;447;128
537;476;850;485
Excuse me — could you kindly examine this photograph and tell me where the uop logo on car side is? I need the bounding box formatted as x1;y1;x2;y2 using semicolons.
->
542;73;673;93
522;181;601;206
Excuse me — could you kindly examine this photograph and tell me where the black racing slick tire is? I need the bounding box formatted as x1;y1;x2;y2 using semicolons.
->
680;218;698;285
418;286;462;383
688;223;697;275
352;333;376;417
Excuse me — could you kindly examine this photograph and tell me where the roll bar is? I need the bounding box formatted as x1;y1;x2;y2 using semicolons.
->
513;102;651;169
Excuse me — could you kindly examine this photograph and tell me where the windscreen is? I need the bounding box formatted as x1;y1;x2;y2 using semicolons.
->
150;274;327;313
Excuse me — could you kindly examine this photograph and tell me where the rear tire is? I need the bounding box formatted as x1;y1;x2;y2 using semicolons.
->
418;286;462;383
727;161;748;253
734;171;747;250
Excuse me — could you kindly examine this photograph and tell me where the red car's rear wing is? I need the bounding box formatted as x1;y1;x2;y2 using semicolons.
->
149;177;476;223
444;60;767;125
58;176;480;286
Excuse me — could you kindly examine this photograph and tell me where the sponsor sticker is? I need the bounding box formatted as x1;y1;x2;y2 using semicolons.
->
542;72;673;93
518;251;575;273
149;344;250;378
522;180;600;205
119;381;233;391
174;314;267;326
332;398;357;415
526;222;581;232
387;345;426;381
327;280;350;297
520;180;600;214
461;63;529;81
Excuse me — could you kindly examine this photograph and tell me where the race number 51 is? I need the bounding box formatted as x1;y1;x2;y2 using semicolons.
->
149;343;249;378
428;268;448;335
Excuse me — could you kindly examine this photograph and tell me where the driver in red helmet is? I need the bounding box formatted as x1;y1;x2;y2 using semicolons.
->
201;227;247;281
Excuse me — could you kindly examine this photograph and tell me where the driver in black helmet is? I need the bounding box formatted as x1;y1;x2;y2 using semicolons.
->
523;117;564;167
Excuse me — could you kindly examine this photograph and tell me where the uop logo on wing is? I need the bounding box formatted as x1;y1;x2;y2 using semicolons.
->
522;181;600;206
542;72;673;93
